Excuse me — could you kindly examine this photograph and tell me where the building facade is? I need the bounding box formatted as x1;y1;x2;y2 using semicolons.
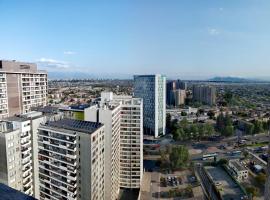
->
192;85;216;106
113;94;143;189
0;122;23;192
134;75;166;137
0;60;47;119
85;92;143;198
229;160;248;181
166;80;187;107
38;118;105;200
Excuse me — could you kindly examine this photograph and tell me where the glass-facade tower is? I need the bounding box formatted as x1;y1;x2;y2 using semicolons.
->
134;74;166;137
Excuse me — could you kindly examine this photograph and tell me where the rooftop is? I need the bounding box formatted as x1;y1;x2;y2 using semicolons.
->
0;183;36;200
32;106;59;114
230;160;246;171
45;118;103;134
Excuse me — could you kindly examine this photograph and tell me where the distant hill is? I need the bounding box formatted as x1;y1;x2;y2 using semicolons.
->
208;76;256;83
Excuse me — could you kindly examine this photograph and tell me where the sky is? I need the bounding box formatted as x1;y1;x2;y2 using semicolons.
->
0;0;270;79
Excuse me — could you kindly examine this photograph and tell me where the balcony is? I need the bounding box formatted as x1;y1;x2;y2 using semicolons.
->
22;165;32;172
67;173;77;181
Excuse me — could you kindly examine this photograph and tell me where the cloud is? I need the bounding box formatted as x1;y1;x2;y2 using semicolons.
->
64;51;77;55
36;58;70;69
208;28;220;36
219;7;223;11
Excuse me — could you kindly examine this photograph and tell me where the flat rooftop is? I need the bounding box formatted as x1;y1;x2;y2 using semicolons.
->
230;160;246;171
0;183;36;200
32;106;59;114
45;118;103;134
205;166;245;200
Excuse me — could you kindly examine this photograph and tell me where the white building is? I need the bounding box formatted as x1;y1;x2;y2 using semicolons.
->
134;74;166;137
113;94;143;189
0;60;47;118
38;118;105;200
0;121;24;192
229;159;248;181
85;92;143;199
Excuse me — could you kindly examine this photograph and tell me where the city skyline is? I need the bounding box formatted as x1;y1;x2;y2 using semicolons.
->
1;0;270;78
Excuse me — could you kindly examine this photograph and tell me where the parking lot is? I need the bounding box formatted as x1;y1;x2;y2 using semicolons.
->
159;170;197;191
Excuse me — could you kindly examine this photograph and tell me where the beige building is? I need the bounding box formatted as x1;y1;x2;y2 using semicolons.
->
0;60;47;118
38;118;105;200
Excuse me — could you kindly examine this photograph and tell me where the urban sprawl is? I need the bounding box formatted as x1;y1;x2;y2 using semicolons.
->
0;60;270;200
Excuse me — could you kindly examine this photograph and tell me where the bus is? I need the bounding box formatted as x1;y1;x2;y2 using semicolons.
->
231;150;242;156
202;153;218;160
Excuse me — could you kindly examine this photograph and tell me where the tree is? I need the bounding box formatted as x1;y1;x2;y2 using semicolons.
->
173;128;184;141
216;113;225;131
181;111;187;116
246;186;259;198
205;123;215;136
255;173;266;187
190;124;199;139
222;125;234;137
207;110;215;119
217;158;228;166
169;146;189;170
159;150;170;170
246;123;255;135
198;124;206;139
254;120;264;134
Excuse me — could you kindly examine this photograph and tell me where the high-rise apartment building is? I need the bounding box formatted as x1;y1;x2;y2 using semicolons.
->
169;89;186;106
0;119;34;196
0;110;60;199
166;80;187;106
0;121;24;192
113;94;143;189
134;75;166;137
192;85;216;106
0;60;47;119
38;118;105;200
85;94;121;200
85;92;143;198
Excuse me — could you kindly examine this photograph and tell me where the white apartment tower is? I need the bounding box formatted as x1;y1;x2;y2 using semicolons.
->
38;118;105;200
85;95;121;200
0;119;34;196
134;74;166;137
0;122;23;191
113;95;143;189
85;92;143;198
0;60;47;119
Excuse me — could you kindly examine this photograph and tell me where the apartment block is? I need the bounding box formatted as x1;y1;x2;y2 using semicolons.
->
85;95;121;200
0;60;47;118
113;94;143;189
0;122;23;192
134;74;166;137
38;118;105;200
85;92;143;198
166;80;187;107
192;85;216;106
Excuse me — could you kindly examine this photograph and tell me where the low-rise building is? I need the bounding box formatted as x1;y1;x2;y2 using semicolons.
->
229;160;248;181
